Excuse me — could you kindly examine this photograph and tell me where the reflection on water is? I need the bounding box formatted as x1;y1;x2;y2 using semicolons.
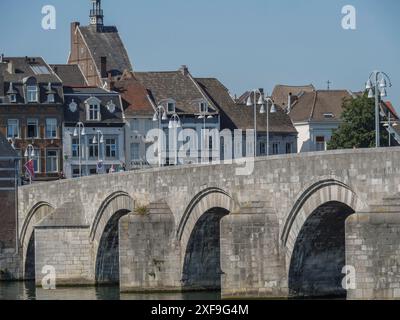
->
0;282;221;300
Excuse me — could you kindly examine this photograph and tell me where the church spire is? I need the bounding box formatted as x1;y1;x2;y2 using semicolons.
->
90;0;104;30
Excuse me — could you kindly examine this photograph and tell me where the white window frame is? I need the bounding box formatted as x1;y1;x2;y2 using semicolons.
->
167;102;176;113
31;148;41;173
7;119;19;139
9;94;16;103
105;138;118;159
27;85;38;103
315;136;326;151
85;97;102;121
46;149;59;173
45;118;58;139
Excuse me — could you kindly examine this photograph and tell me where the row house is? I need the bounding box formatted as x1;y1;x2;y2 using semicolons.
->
0;56;64;181
205;81;298;157
115;66;220;168
272;85;358;152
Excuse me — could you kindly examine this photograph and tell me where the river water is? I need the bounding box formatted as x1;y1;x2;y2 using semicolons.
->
0;282;221;300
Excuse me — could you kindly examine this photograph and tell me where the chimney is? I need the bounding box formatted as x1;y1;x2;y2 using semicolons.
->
0;54;3;63
100;56;107;78
7;61;14;74
287;92;292;113
180;65;189;76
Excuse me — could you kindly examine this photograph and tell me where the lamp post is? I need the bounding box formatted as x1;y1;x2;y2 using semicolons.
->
168;113;182;166
246;88;265;157
92;129;104;172
198;105;214;163
259;96;277;156
24;144;35;184
73;122;86;177
366;71;392;148
152;105;168;167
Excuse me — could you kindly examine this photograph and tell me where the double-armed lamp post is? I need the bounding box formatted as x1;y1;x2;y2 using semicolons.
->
366;71;392;148
73;122;86;177
92;129;104;172
168;113;182;166
246;89;277;156
153;105;168;167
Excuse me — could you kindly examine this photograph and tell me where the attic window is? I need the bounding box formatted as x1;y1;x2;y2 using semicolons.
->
9;94;16;103
30;65;50;75
27;86;38;103
199;101;208;113
47;93;55;103
323;113;334;119
167;102;176;113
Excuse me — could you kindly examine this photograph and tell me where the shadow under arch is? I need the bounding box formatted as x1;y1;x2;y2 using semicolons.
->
20;201;55;280
91;191;135;285
177;187;235;291
282;179;365;299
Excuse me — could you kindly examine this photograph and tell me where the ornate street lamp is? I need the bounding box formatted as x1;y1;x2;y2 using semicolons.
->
366;71;392;148
73;122;86;177
153;105;168;167
246;88;265;157
259;96;277;156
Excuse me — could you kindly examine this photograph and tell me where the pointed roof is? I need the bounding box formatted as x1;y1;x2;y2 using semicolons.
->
134;67;218;115
196;78;297;134
289;90;354;123
113;71;155;117
271;84;315;107
78;25;132;78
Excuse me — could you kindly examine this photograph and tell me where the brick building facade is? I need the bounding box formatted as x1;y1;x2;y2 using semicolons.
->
0;57;64;181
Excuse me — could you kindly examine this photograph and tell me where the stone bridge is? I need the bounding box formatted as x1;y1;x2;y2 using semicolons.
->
17;148;400;299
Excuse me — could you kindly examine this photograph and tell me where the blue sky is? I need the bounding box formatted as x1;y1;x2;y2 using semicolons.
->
1;0;399;109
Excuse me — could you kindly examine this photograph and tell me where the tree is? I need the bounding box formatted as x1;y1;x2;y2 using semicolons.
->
327;93;389;150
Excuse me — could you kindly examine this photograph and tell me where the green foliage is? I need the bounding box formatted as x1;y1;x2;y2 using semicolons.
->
135;204;149;216
327;93;388;150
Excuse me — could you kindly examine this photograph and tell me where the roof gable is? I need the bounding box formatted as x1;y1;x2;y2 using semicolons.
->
78;25;132;77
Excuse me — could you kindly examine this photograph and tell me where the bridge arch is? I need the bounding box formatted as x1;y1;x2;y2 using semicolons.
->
21;201;55;280
178;188;235;291
91;191;135;285
282;179;365;298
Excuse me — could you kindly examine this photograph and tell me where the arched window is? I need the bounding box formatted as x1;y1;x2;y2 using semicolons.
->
85;97;102;121
24;77;39;103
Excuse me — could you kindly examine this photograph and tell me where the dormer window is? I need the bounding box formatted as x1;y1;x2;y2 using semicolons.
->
89;104;100;120
85;97;102;121
27;85;38;103
7;82;17;103
323;113;334;119
199;101;208;113
167;102;176;113
47;93;55;103
46;82;56;103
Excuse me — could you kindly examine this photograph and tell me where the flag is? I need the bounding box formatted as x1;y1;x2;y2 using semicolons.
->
109;164;115;174
24;159;35;178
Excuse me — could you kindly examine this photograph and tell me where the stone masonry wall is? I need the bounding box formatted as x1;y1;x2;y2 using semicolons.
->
220;202;287;298
119;203;182;293
346;208;400;300
34;227;93;286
